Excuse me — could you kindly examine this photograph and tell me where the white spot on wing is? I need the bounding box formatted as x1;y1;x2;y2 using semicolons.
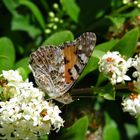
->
79;53;88;63
71;67;78;79
90;45;93;50
78;45;82;50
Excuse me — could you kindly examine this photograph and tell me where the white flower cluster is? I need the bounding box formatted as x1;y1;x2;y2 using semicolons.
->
122;93;140;117
0;70;64;140
99;51;131;85
121;54;140;117
128;54;140;82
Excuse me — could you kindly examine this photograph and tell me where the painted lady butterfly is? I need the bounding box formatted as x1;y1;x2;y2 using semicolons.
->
29;32;96;104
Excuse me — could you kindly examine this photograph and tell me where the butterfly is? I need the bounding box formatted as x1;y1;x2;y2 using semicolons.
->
29;32;96;104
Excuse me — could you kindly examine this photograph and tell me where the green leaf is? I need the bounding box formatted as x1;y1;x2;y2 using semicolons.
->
2;0;19;15
125;123;139;140
59;116;88;140
96;72;107;86
17;67;28;81
75;1;110;28
111;0;122;8
0;87;3;95
137;116;140;132
108;16;125;29
12;15;41;38
61;0;80;23
97;83;116;100
123;9;140;18
39;135;48;140
96;39;119;52
14;57;30;75
112;28;139;58
0;37;15;71
19;0;45;29
43;31;74;46
103;113;121;140
93;49;106;58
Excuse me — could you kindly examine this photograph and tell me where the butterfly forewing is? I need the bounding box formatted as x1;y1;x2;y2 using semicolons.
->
29;32;96;102
62;32;96;85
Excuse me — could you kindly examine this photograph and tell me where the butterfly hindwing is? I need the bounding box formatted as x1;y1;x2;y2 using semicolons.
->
29;46;69;97
29;32;96;104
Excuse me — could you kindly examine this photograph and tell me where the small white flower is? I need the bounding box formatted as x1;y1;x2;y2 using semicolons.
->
129;53;140;82
99;51;131;85
122;93;140;117
0;70;64;140
2;70;22;82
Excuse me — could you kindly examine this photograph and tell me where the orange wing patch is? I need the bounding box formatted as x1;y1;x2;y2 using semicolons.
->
63;45;77;84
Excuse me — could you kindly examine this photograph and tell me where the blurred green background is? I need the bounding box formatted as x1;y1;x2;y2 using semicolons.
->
0;0;140;140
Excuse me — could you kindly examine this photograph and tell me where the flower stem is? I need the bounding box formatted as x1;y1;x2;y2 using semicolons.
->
111;3;134;15
70;84;128;97
71;87;94;96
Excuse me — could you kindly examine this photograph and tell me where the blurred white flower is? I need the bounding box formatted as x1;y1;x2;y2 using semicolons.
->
53;3;59;9
0;70;64;140
2;70;22;82
99;51;131;85
123;0;131;4
49;11;55;18
123;0;140;7
122;93;140;117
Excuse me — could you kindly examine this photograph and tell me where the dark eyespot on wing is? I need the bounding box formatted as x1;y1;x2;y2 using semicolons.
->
70;77;74;81
64;57;70;64
67;68;72;75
